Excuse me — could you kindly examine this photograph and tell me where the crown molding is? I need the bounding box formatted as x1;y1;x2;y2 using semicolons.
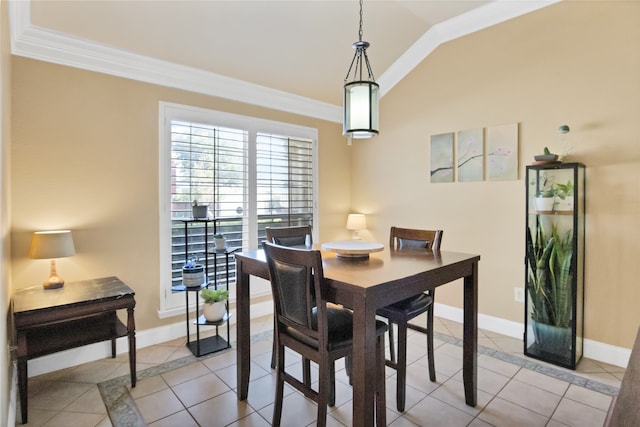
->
9;0;560;123
378;0;562;96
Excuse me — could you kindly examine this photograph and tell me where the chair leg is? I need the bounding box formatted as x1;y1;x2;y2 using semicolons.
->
396;321;408;412
427;305;436;382
316;357;329;427
329;361;336;407
376;334;387;427
388;321;397;363
303;357;311;387
272;346;285;427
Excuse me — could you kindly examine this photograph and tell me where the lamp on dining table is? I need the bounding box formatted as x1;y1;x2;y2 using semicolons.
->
346;214;367;240
29;230;76;290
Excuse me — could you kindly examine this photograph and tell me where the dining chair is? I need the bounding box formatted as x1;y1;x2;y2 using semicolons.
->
376;226;443;412
265;225;313;375
265;225;312;248
263;242;388;427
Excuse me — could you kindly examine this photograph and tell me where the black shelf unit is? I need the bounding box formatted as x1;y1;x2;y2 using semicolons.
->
177;218;234;357
524;162;585;369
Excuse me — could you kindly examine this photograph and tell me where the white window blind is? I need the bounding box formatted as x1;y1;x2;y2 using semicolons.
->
159;103;317;315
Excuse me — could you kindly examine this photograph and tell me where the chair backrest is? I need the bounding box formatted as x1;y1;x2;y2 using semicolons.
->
265;225;312;248
263;241;327;349
389;226;444;251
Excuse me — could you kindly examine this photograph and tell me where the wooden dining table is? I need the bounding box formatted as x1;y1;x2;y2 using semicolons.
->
235;247;480;427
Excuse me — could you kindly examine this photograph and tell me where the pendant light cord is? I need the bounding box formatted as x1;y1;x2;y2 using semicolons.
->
358;0;364;42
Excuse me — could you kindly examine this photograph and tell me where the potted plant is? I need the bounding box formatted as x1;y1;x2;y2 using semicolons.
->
192;199;208;219
214;233;226;250
182;257;205;288
526;223;573;353
201;288;229;322
533;174;556;212
554;180;574;211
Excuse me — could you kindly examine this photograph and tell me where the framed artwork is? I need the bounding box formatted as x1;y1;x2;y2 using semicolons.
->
456;128;483;182
430;132;454;183
487;123;518;181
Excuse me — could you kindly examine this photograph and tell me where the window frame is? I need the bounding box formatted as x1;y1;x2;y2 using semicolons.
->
158;102;318;317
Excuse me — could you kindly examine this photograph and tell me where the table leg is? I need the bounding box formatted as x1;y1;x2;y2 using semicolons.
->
351;297;377;427
18;357;27;424
127;306;137;387
236;261;251;400
463;261;478;407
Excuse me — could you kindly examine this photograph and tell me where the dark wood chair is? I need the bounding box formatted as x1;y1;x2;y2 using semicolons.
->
265;225;312;248
265;225;313;373
376;226;443;412
263;242;388;427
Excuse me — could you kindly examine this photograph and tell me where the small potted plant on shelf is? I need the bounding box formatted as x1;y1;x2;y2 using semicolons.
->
214;233;227;250
182;257;205;288
533;174;556;213
192;199;208;219
554;180;574;211
201;288;229;322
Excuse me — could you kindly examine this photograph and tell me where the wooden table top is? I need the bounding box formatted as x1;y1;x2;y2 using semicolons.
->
13;276;134;314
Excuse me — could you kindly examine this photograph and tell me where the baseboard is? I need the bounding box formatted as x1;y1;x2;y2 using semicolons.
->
434;302;631;368
26;301;628;376
26;300;274;377
7;360;17;427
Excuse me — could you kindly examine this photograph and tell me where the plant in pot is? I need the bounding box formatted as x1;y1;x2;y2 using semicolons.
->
526;223;573;354
554;180;574;211
192;199;208;219
214;233;226;250
201;288;229;322
533;174;557;213
182;257;205;288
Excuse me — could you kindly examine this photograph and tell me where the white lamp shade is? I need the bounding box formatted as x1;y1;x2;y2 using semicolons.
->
29;230;76;259
343;81;379;139
346;214;367;231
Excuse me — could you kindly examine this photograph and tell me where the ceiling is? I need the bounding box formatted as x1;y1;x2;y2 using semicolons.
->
10;1;558;122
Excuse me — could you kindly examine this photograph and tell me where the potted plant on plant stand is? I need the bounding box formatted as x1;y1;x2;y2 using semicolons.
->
526;223;573;355
201;288;229;322
213;233;226;250
182;257;205;288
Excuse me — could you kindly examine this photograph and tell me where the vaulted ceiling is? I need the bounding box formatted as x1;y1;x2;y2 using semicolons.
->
9;1;559;122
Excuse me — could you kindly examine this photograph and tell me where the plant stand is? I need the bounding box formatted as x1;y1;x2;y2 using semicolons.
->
177;219;232;357
524;163;585;369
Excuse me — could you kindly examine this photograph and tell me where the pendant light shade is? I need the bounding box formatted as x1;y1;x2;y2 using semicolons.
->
343;1;379;139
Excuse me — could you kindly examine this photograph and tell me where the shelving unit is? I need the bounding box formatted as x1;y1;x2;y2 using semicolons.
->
177;218;233;357
524;162;585;369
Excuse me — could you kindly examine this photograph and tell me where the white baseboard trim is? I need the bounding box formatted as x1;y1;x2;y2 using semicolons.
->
27;302;628;376
434;302;631;368
7;361;17;427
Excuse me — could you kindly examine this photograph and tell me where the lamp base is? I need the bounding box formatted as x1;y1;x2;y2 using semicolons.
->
43;276;64;290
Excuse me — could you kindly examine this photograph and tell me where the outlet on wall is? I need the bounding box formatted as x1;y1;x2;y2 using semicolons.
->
514;287;525;303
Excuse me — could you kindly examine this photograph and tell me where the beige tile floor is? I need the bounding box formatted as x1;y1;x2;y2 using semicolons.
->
19;315;624;426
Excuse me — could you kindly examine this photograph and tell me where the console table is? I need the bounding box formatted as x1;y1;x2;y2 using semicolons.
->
12;276;137;424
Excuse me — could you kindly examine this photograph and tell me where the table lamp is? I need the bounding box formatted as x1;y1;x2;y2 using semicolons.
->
346;214;366;240
29;230;76;289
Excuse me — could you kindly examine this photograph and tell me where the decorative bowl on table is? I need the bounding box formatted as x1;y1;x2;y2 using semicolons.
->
534;154;559;162
321;241;384;259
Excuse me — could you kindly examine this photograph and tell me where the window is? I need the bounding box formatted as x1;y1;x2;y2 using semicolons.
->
159;103;317;315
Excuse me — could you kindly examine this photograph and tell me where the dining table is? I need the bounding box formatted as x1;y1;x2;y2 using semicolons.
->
235;246;480;427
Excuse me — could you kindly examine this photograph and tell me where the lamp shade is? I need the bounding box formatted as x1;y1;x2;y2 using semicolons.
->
29;230;75;259
346;214;367;231
344;80;379;139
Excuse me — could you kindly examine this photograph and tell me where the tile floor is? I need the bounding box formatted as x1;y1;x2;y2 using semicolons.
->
19;315;623;426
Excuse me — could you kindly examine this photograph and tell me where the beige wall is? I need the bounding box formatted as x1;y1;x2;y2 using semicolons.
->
1;0;12;421
352;1;640;349
10;57;349;331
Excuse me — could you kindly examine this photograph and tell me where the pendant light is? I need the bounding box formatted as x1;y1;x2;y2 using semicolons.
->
343;0;379;139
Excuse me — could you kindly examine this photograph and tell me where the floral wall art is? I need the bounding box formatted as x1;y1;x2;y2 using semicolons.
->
487;123;518;181
430;123;519;183
456;128;484;182
430;132;454;183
